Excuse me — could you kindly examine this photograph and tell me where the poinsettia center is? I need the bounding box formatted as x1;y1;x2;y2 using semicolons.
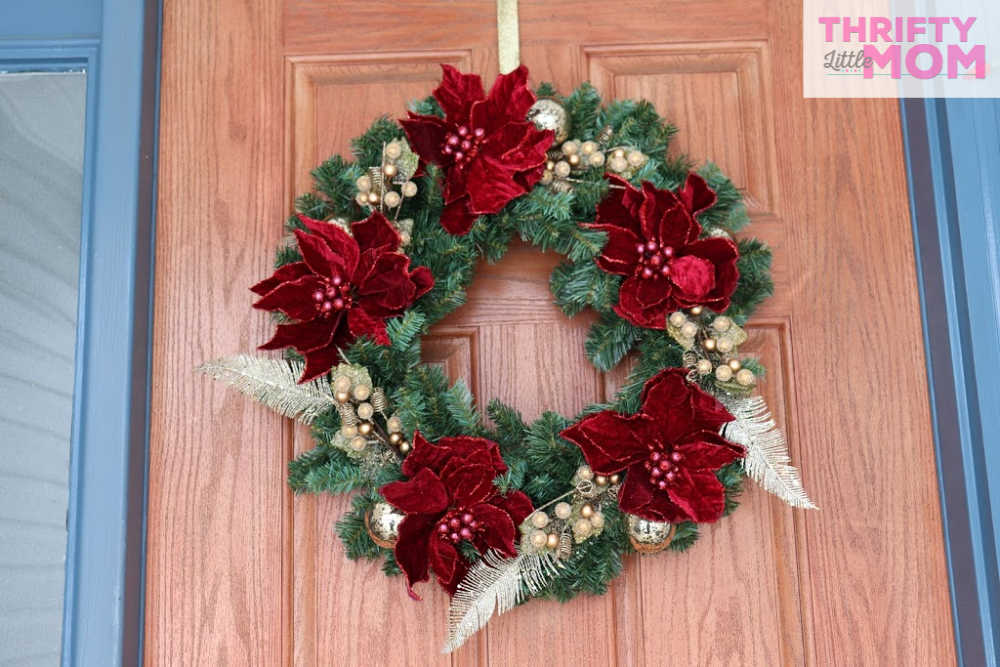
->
635;239;675;280
642;446;684;490
310;273;353;318
435;509;481;544
441;124;486;166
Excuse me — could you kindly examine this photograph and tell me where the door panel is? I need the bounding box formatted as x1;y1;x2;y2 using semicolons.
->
149;1;957;664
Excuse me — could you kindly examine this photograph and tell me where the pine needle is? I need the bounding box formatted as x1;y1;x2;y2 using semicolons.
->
196;354;335;425
724;396;818;510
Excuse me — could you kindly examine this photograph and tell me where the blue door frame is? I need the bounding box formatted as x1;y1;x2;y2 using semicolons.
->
0;0;161;664
1;4;997;664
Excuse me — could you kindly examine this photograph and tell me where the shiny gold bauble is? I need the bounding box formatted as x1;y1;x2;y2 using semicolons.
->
702;337;717;352
696;359;713;375
554;502;572;520
609;473;620;484
627;514;675;553
594;475;608;487
358;421;373;436
333;375;352;392
715;364;733;382
736;368;756;386
546;532;560;548
352;384;371;401
580;503;595;519
530;529;548;549
530;511;549;529
689;305;704;316
576;465;594;481
401;181;418;197
668;311;686;327
382;191;401;208
349;435;367;451
383;163;398;178
365;501;404;548
356;402;374;420
355;175;372;193
334;390;350;403
728;358;742;371
526;98;570;144
388;432;402;445
398;441;411;454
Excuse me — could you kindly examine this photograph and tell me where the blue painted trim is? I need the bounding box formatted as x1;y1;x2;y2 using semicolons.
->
0;0;161;663
901;98;1000;667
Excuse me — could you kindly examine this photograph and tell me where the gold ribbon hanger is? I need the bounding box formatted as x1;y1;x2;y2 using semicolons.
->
496;0;520;74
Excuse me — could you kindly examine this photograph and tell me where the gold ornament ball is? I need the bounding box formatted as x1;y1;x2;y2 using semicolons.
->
717;338;734;353
561;139;579;156
385;141;402;160
609;473;620;484
356;402;374;420
712;316;732;332
365;501;404;548
386;416;402;433
401;181;418;198
573;518;593;537
715;364;733;382
554;502;572;520
736;368;756;386
383;191;401;208
366;191;379;205
703;337;717;352
580;140;598;155
728;358;742;372
696;359;713;375
340;424;358;438
546;533;560;548
356;175;372;193
334;390;350;404
668;311;687;327
627;514;674;553
527;98;570;144
399;441;411;454
680;321;698;338
388;432;402;445
595;475;608;487
352;384;371;401
590;512;605;530
358;421;373;436
530;511;549;529
349;435;367;451
530;529;548;549
577;464;594;481
383;163;398;178
588;151;605;167
626;150;645;167
690;305;704;316
554;160;572;178
355;192;369;206
580;503;595;519
568;153;581;167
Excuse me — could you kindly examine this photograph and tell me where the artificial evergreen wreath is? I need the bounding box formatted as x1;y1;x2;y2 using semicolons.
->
199;64;816;651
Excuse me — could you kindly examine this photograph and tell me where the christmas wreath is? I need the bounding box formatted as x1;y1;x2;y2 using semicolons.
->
199;64;816;651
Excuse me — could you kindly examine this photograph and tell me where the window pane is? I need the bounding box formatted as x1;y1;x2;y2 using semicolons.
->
0;71;86;665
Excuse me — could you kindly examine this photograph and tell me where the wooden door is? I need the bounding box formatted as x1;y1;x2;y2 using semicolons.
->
148;1;957;664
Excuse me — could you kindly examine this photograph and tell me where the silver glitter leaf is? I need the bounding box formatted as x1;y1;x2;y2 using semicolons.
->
196;355;335;425
443;551;559;653
723;396;818;510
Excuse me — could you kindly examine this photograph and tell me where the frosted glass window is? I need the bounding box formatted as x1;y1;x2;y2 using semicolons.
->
0;71;86;665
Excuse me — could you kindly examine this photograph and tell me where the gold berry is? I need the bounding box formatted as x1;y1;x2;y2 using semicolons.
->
554;502;572;520
590;512;605;530
736;368;756;386
401;181;418;197
546;533;560;548
366;191;379;205
690;305;704;316
383;163;398;178
340;424;358;438
588;151;605;167
703;338;717;352
388;432;402;445
609;473;620;484
715;365;733;382
349;435;367;451
576;465;594;481
383;191;401;208
399;441;411;454
595;475;608;487
728;358;742;371
561;140;579;155
358;422;373;436
712;316;732;332
717;338;734;353
356;402;374;420
530;530;548;549
696;359;713;375
352;384;371;401
334;390;350;404
573;518;593;537
386;416;402;433
580;503;595;519
668;311;686;327
530;512;549;529
680;322;698;338
580;140;597;155
385;141;402;160
356;175;372;192
333;375;352;392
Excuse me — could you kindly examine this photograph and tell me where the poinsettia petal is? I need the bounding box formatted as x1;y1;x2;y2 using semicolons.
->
657;205;700;249
258;318;335;353
429;533;467;595
560;410;648;474
617;464;691;523
434;64;485;121
489;490;534;525
347;306;390;345
677;172;718;216
464;154;526;214
298;342;344;383
682;237;740;311
587;223;640;275
252;274;325;320
440;196;477;235
639;180;682;241
669;254;715;301
381;467;450;515
440;459;496;508
640;368;693;411
400;431;438;478
250;261;311;296
394;513;437;598
675;431;744;469
614;276;671;329
351;211;400;255
400;113;450;165
595;176;643;237
356;253;416;306
688;386;735;430
293;229;342;280
486;64;535;122
297;216;360;276
469;502;517;557
410;266;435;299
632;273;672;309
667;468;727;522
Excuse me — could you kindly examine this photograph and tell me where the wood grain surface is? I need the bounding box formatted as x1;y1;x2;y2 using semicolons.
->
148;1;957;664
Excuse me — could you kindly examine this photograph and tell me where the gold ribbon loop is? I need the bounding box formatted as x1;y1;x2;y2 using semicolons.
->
496;0;520;74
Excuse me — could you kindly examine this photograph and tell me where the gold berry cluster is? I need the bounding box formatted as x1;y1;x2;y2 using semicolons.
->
331;365;410;456
540;138;648;192
668;307;757;389
354;139;419;244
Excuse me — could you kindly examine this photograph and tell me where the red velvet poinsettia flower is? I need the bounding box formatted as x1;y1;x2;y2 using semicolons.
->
251;213;433;383
381;432;533;597
400;64;554;235
588;173;740;328
560;368;744;523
